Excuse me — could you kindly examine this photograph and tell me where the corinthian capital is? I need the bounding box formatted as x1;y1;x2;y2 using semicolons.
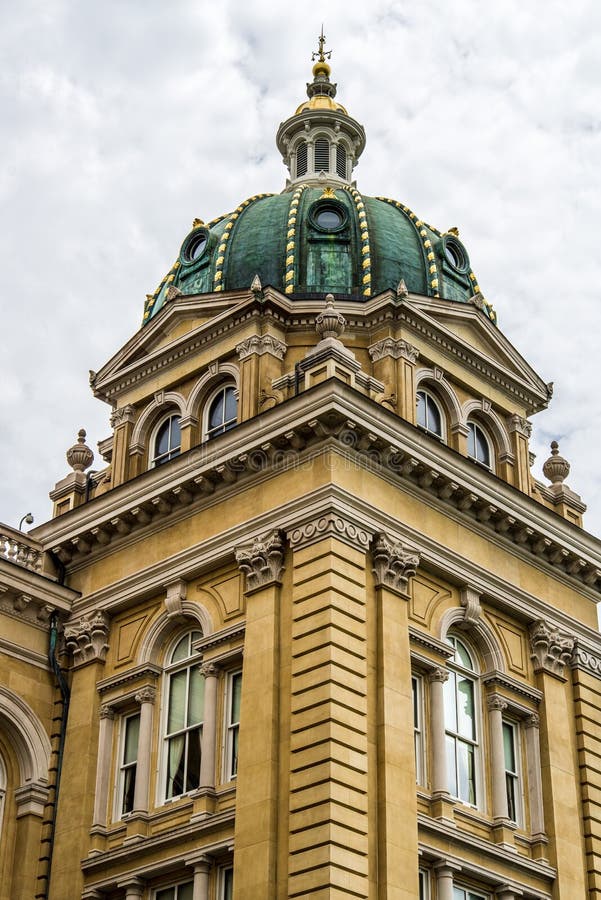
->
529;619;575;678
236;334;287;361
64;610;110;666
368;338;419;364
235;529;285;592
371;532;420;596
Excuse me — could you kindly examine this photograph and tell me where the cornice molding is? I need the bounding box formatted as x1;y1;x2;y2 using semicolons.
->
97;663;161;696
193;622;245;656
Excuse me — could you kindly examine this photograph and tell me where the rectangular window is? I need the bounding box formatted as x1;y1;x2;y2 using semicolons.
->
412;675;424;785
226;671;242;780
155;882;193;900
453;889;488;900
418;868;429;899
220;866;233;900
444;668;478;806
118;712;140;817
503;719;522;825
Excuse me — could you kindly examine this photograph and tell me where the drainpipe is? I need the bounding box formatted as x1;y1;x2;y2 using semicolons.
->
43;612;71;899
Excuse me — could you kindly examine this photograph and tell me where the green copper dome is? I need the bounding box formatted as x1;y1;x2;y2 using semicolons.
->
144;36;495;326
143;188;493;325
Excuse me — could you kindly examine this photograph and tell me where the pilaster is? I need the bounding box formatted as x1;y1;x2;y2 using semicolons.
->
232;529;284;899
371;531;420;898
286;515;370;898
236;333;287;421
109;405;136;487
368;338;419;423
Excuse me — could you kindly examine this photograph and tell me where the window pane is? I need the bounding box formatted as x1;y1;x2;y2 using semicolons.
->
124;714;140;765
223;868;234;900
231;726;239;777
170;634;190;664
467;422;476;458
231;672;242;723
457;741;476;804
166;734;185;798
506;772;517;822
417;391;426;428
426;395;442;435
443;671;457;731
209;392;225;429
503;722;516;771
178;884;194;900
156;890;176;900
156;420;171;456
475;427;490;466
454;638;473;670
169;417;181;450
185;727;201;792
121;764;136;815
168;671;187;733
224;386;237;422
188;666;205;726
446;735;457;797
457;676;475;740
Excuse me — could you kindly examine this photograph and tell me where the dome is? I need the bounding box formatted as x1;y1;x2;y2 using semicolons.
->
143;189;492;324
143;32;494;326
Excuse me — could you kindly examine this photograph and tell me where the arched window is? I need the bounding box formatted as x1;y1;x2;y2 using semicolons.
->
417;389;444;439
152;415;181;467
206;384;237;439
163;631;203;800
467;420;492;470
314;138;330;172
336;144;347;179
296;141;308;177
444;635;479;806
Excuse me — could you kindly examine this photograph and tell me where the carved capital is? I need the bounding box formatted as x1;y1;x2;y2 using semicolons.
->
507;414;532;438
64;610;109;666
110;404;136;429
235;529;285;592
200;661;220;679
288;514;370;551
371;532;420;596
487;693;508;713
529;620;575;678
525;713;540;729
135;686;156;705
99;704;115;720
429;667;449;684
236;334;287;361
368;338;419;364
164;578;187;618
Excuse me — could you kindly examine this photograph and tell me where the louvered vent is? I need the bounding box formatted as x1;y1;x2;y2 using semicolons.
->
314;139;330;172
296;141;308;177
336;145;347;179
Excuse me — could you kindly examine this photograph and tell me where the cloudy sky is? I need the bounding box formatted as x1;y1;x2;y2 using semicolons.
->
1;0;600;539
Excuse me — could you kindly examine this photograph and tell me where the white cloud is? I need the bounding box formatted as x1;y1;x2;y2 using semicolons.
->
0;0;600;543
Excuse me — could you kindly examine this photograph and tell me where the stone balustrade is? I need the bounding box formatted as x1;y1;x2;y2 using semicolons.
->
0;524;42;573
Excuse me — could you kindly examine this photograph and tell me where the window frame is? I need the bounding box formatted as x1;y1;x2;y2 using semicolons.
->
150;413;182;467
203;383;238;441
452;887;489;900
412;674;425;785
416;388;446;441
115;710;140;819
467;419;494;471
444;635;482;809
224;669;242;781
418;868;430;900
219;865;234;900
502;717;523;827
160;630;204;803
153;880;194;900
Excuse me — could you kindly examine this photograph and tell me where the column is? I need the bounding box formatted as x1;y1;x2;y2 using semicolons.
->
529;620;587;896
199;662;219;789
371;532;421;898
487;693;515;847
192;858;211;900
429;668;450;801
286;514;370;899
133;687;156;814
232;529;284;899
524;713;546;853
109;404;136;487
92;704;115;828
117;876;145;900
434;862;458;900
236;335;287;422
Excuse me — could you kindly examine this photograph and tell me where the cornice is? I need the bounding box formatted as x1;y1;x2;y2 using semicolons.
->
409;627;454;661
96;663;162;696
34;381;601;604
193;622;245;656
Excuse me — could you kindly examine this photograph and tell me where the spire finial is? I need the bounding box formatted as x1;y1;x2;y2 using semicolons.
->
312;25;332;65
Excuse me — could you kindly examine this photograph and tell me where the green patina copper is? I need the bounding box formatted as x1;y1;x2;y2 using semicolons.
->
143;190;495;325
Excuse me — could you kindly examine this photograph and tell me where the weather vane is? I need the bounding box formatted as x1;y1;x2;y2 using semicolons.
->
312;25;332;63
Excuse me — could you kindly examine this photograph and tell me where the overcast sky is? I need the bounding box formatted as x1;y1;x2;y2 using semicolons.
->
1;0;600;541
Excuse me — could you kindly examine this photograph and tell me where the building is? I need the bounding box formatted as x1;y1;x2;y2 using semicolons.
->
2;34;601;900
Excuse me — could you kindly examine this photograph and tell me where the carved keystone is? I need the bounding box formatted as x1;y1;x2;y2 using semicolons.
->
529;619;575;678
235;529;285;592
371;532;420;597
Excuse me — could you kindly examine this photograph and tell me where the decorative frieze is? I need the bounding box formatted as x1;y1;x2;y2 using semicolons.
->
529;619;575;678
236;334;287;361
64;610;110;666
235;529;285;592
288;513;370;551
571;644;601;680
368;338;419;363
371;531;420;596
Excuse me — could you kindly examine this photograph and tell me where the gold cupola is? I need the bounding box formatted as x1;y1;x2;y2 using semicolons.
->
276;28;366;190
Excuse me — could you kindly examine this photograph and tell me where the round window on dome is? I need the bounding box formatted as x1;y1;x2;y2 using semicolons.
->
441;236;469;274
309;201;347;234
181;229;209;265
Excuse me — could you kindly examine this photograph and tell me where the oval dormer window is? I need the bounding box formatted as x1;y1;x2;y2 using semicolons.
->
309;200;348;234
181;229;209;265
441;235;469;274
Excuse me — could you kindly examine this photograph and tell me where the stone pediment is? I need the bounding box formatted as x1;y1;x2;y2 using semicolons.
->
406;295;551;412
